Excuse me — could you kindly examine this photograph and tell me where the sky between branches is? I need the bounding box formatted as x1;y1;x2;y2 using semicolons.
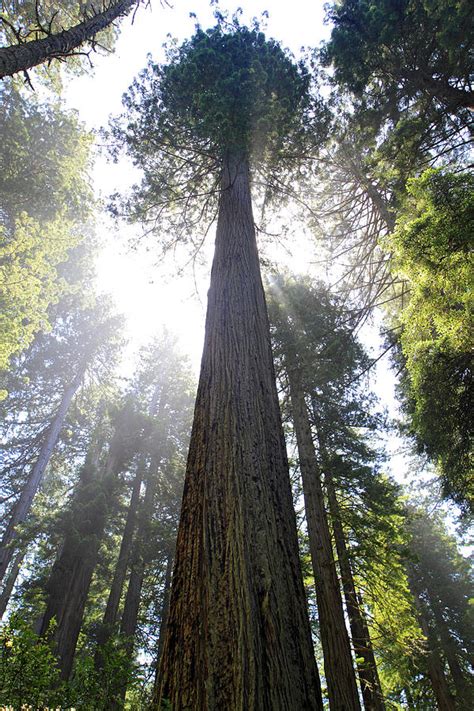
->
61;0;419;490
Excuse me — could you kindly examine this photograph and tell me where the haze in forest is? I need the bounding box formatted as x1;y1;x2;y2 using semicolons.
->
0;1;472;709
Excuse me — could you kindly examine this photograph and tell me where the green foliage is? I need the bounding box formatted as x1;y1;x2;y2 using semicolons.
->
0;615;150;709
0;83;93;372
324;0;473;119
0;615;65;708
70;634;143;709
154;21;310;158
405;507;474;706
109;15;326;246
386;170;473;511
0;213;76;373
0;259;123;534
0;85;92;225
0;1;121;83
267;274;431;705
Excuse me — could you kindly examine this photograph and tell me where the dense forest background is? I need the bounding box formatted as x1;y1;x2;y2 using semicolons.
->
0;1;472;709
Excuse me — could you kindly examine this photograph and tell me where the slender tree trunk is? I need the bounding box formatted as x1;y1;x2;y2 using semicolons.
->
153;551;173;696
105;465;161;708
38;421;129;679
0;0;137;79
408;574;456;711
156;552;173;666
424;632;456;711
0;550;24;618
94;462;143;670
96;381;163;670
429;596;471;708
119;473;157;647
325;473;385;711
155;155;322;710
0;364;86;583
287;367;361;711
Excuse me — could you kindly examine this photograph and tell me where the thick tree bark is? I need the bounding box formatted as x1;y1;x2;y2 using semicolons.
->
0;364;86;584
287;367;361;711
38;422;129;679
0;0;137;79
325;473;385;711
155;155;322;710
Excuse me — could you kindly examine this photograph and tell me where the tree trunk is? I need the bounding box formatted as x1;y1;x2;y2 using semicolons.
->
94;461;143;670
0;0;137;79
425;632;456;711
0;364;86;583
153;551;173;696
155;155;322;710
104;464;160;708
119;471;157;646
96;380;163;669
0;550;24;618
401;69;474;111
429;596;471;709
38;421;129;679
287;367;361;711
325;473;385;711
408;574;456;711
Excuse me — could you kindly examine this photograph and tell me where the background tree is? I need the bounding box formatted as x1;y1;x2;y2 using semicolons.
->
268;274;390;710
36;400;141;680
0;244;123;607
268;275;362;710
309;0;473;511
406;507;473;709
0;331;197;707
323;0;474;127
384;170;473;512
94;333;195;707
0;1;142;81
0;82;93;372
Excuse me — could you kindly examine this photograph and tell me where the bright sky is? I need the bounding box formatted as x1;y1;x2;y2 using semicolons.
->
63;0;332;369
61;0;419;489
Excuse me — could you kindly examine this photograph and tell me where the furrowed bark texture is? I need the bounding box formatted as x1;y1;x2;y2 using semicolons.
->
0;364;85;584
287;368;361;711
0;0;136;79
326;474;385;711
156;156;322;711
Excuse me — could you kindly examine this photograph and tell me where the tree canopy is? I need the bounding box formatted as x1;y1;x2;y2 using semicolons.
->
386;169;474;512
1;3;473;708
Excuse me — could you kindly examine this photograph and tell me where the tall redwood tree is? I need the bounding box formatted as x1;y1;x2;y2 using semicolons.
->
110;19;325;710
